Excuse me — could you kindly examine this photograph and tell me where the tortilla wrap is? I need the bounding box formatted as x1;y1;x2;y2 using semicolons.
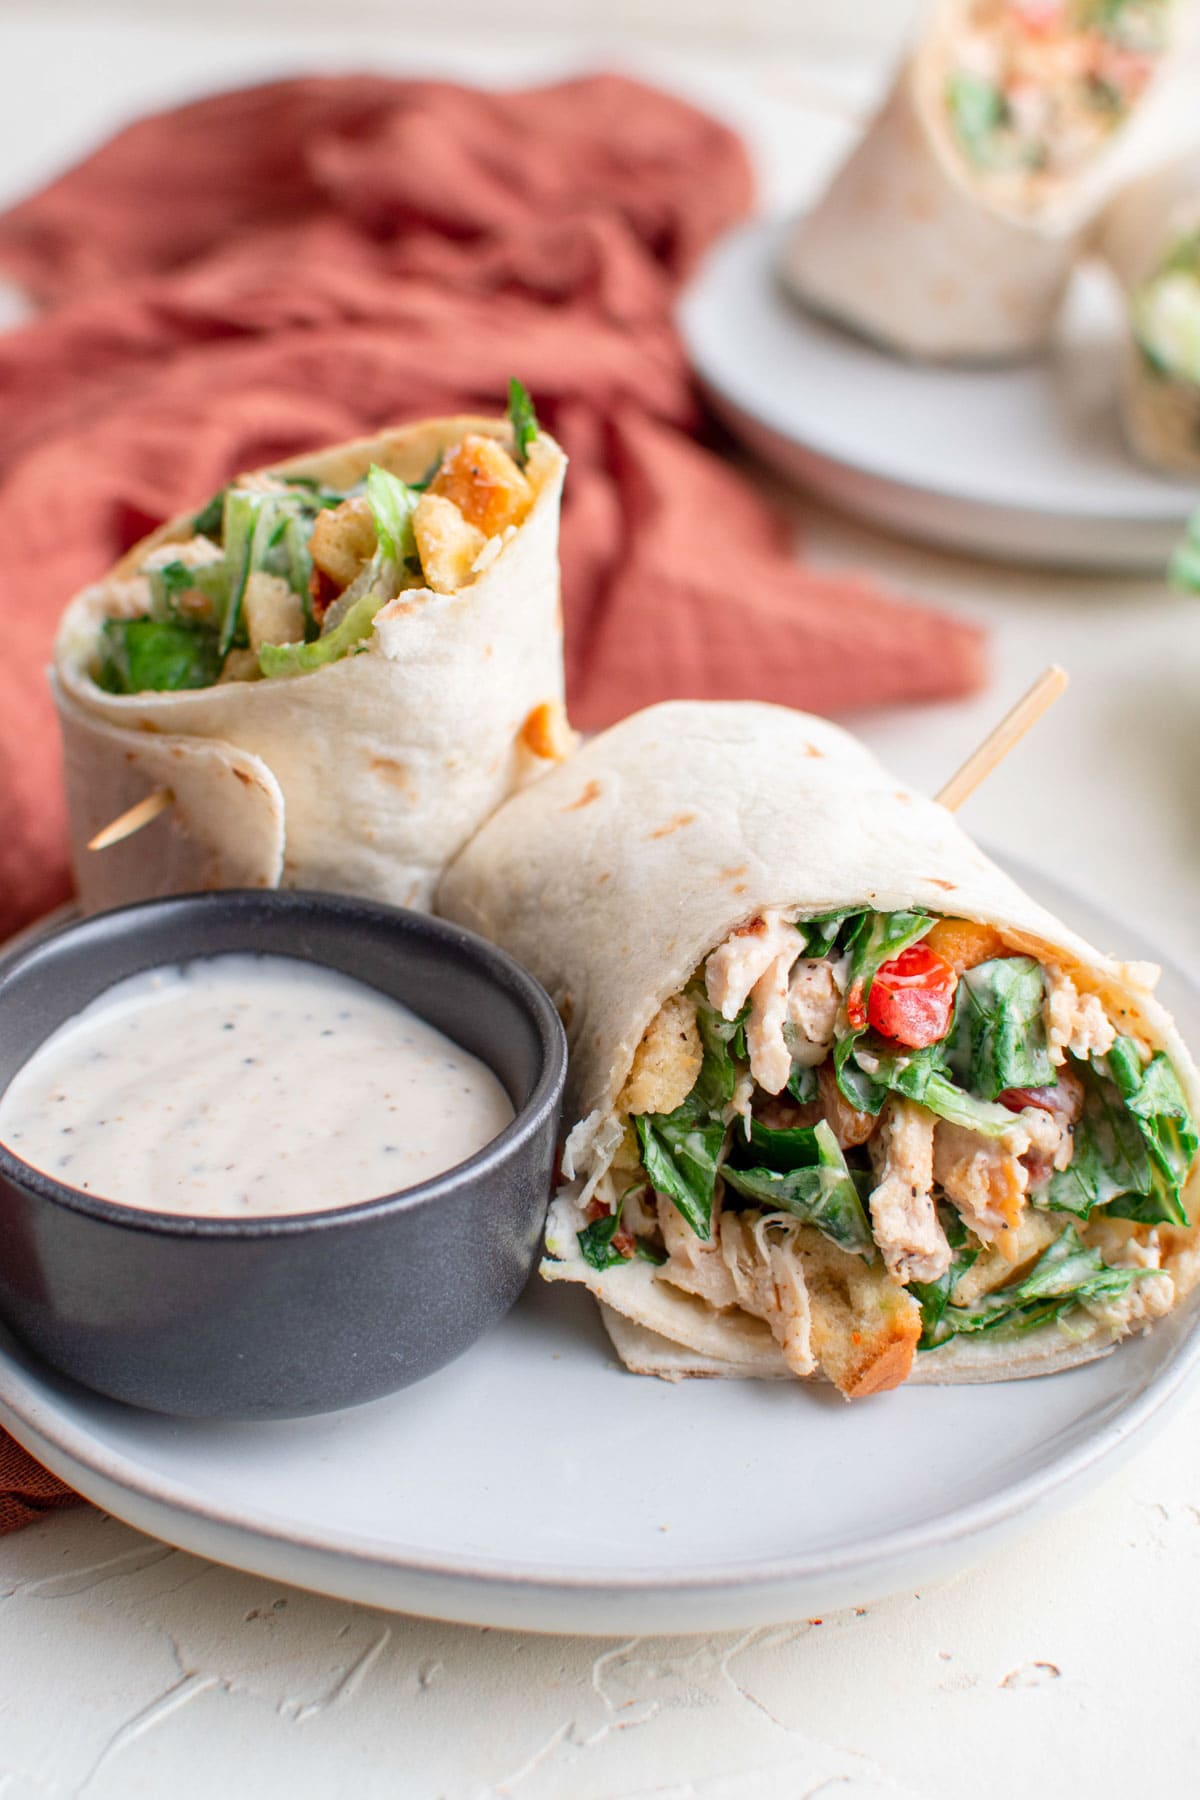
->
1098;151;1200;474
438;700;1200;1388
781;1;1184;362
55;415;566;914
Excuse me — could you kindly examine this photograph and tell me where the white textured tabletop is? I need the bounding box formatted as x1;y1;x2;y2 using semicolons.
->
2;8;1199;1797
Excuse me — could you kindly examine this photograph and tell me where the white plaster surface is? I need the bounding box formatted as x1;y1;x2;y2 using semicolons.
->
1;9;1199;1796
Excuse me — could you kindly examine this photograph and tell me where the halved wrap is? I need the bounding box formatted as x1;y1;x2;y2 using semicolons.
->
782;0;1186;361
55;395;569;914
438;701;1200;1397
1099;150;1200;474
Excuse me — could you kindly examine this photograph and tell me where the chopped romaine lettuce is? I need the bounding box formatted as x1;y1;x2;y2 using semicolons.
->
722;1118;876;1260
147;557;230;629
947;955;1055;1099
96;617;223;694
635;1112;726;1241
365;463;418;571
1169;509;1200;594
866;1041;1019;1138
908;1203;979;1350
925;1223;1152;1346
947;71;1007;167
1045;1042;1193;1227
191;486;227;539
796;911;852;959
507;378;539;467
258;590;383;678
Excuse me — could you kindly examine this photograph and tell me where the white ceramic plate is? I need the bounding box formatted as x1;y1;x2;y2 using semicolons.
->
679;217;1199;572
1;860;1198;1637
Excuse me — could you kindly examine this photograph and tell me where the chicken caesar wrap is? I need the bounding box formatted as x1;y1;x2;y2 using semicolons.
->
54;384;570;913
782;0;1185;361
438;702;1200;1399
1099;151;1200;474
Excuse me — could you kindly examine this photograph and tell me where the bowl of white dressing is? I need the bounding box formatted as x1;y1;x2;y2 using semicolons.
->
0;892;566;1418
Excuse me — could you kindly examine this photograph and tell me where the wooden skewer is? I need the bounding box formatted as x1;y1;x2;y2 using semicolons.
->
935;665;1069;813
87;787;173;851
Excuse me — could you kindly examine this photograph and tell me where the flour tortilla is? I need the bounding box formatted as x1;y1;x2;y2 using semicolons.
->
438;700;1200;1387
781;1;1182;362
55;416;566;914
1098;151;1200;474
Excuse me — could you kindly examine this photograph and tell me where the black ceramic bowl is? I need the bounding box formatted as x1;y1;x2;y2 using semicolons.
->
0;891;566;1420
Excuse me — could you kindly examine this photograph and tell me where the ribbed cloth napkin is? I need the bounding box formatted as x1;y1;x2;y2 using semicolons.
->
0;73;985;1525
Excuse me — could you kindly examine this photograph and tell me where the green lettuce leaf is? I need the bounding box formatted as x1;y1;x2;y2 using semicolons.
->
947;71;1007;166
635;1112;727;1241
96;617;223;693
947;956;1055;1099
1046;1044;1193;1227
507;377;540;466
908;1204;979;1350
576;1186;665;1272
722;1118;875;1259
258;590;384;678
147;557;230;630
365;463;418;569
928;1223;1152;1344
1170;511;1200;593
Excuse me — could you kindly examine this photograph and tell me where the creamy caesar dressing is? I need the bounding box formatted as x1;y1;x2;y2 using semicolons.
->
0;954;514;1217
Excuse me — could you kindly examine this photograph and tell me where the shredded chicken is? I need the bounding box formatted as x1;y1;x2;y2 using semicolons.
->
704;911;801;1021
787;959;842;1068
746;950;795;1096
933;1117;1032;1255
142;535;223;572
243;573;305;652
718;1212;816;1377
1018;1104;1075;1174
1083;1216;1162;1271
867;1099;950;1284
657;1194;740;1310
1083;1271;1175;1334
1045;968;1117;1066
705;912;803;1097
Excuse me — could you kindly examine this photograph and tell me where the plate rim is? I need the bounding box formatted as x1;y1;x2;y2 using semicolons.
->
2;857;1199;1606
679;215;1200;524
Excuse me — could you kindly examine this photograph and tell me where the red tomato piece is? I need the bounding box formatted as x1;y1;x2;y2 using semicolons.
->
846;979;867;1031
867;943;957;1048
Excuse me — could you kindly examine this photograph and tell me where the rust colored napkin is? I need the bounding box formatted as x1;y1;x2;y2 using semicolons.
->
0;73;985;1528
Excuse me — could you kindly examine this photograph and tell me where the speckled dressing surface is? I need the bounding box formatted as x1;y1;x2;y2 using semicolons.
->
2;8;1199;1796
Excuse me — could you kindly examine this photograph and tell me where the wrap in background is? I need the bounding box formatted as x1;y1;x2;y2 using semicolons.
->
55;416;567;914
782;0;1189;361
439;700;1200;1393
1099;149;1200;474
0;73;988;944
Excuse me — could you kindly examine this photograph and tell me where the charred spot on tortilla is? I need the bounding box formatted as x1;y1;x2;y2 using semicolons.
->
647;812;698;840
563;780;602;812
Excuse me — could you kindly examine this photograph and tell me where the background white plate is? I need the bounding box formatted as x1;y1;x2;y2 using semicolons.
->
1;859;1197;1637
680;217;1200;572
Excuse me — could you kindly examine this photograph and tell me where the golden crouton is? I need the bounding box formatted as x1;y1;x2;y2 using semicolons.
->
619;995;703;1116
798;1228;921;1397
431;434;533;537
308;496;377;591
412;492;487;594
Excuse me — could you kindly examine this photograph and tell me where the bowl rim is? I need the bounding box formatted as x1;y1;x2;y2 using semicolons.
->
0;889;567;1240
